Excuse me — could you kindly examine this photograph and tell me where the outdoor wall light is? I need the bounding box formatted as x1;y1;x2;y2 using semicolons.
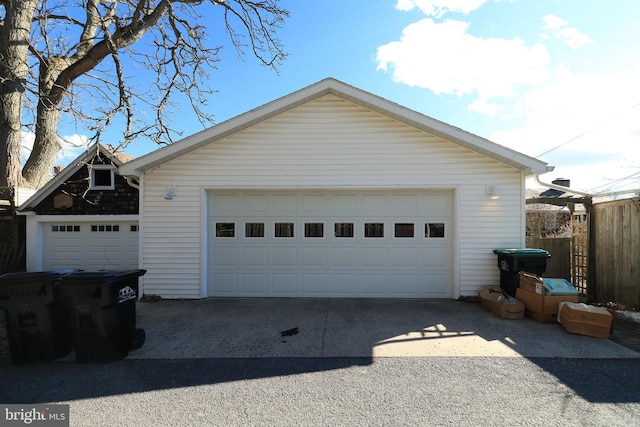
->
164;186;176;200
485;185;500;200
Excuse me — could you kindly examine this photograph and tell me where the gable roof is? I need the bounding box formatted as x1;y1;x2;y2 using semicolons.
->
118;78;552;177
19;143;132;211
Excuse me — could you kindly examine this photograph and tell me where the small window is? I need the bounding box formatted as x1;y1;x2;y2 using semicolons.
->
216;223;235;237
364;223;384;238
275;223;295;238
334;223;354;238
394;223;414;238
304;223;324;238
426;223;445;238
130;225;138;232
51;225;80;232
245;223;265;238
89;165;115;190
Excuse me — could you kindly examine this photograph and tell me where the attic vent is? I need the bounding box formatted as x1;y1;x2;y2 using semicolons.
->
89;165;115;190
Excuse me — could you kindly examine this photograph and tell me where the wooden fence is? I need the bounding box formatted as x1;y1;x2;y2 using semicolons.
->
526;237;571;280
590;197;640;308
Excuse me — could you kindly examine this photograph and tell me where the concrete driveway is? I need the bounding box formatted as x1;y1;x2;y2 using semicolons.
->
131;298;640;360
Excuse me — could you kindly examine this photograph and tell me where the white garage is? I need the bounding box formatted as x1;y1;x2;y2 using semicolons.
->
42;220;139;271
118;78;551;300
207;190;453;298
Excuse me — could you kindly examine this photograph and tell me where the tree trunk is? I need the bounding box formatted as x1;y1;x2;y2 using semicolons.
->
0;0;38;188
21;104;62;189
0;94;23;188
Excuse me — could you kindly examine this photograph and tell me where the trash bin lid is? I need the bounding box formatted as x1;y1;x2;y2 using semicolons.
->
493;248;550;257
61;269;146;285
0;270;72;284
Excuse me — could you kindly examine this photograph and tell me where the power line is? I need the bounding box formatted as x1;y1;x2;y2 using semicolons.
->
535;101;640;158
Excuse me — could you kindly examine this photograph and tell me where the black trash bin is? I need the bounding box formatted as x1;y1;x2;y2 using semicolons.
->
59;269;146;363
493;249;551;296
0;270;74;364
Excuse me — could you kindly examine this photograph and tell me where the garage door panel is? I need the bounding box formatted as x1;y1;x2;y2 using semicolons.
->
302;195;327;213
301;273;327;294
242;247;268;266
360;274;388;295
331;195;358;214
212;247;237;266
302;247;327;266
272;274;297;294
271;247;297;266
421;248;449;267
242;274;267;293
208;191;453;298
332;247;357;267
272;195;297;213
43;221;138;271
390;247;418;267
212;274;237;294
361;247;387;267
330;274;358;295
243;195;269;213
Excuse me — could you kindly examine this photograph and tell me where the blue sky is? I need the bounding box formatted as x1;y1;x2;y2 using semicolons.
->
52;0;640;194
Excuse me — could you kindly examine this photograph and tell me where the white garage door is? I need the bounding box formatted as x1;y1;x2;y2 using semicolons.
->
207;190;453;298
43;221;139;271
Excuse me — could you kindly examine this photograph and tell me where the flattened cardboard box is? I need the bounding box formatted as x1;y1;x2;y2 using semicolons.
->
558;302;613;338
478;286;525;320
515;287;579;323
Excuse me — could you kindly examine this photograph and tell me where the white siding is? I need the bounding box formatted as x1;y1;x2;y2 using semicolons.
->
140;94;523;299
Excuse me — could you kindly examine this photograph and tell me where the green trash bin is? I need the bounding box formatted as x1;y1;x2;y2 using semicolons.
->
493;249;551;296
59;270;146;363
0;271;74;364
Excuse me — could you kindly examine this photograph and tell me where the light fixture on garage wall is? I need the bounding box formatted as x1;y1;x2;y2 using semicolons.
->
485;185;500;200
164;186;176;200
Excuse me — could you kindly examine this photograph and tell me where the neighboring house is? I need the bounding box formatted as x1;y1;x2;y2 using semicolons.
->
119;78;550;299
19;143;139;271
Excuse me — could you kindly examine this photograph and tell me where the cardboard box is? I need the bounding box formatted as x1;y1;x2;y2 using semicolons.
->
477;286;525;320
519;272;543;294
515;287;579;323
518;272;579;296
558;302;613;338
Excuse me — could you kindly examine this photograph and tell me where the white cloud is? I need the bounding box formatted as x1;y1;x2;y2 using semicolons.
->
21;132;89;167
376;18;550;103
396;0;489;17
542;14;593;49
376;5;640;193
492;65;640;192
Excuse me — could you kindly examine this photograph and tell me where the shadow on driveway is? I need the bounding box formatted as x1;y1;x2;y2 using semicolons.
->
1;298;639;404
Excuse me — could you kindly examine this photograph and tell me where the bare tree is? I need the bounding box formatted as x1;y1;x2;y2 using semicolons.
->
0;0;288;189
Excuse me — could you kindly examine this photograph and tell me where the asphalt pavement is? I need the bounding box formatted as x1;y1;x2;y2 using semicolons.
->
1;298;639;426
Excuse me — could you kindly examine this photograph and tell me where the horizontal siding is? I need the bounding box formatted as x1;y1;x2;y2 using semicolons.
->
140;94;524;298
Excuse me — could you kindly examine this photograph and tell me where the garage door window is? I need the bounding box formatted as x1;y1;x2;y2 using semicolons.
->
334;223;354;238
216;223;235;237
364;223;384;238
275;222;294;238
304;223;324;238
394;223;414;238
425;223;445;238
245;223;265;238
91;225;119;232
51;225;80;232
